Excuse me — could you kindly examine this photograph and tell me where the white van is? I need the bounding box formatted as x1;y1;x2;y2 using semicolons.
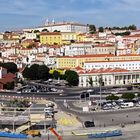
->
121;102;134;108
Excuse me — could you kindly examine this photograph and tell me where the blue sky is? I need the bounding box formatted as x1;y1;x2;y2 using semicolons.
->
0;0;140;31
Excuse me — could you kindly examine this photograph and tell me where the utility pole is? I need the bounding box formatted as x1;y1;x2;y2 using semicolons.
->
99;75;104;109
99;82;102;109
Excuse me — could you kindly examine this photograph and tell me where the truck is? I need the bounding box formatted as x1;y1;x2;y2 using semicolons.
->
25;130;41;137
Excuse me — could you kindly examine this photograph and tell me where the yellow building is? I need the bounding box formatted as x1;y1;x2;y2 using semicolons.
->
56;54;140;69
76;33;86;42
61;32;77;44
40;32;62;45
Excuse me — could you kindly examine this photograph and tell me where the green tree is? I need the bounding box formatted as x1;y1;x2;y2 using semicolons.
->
22;66;31;79
89;24;96;34
23;64;50;80
128;24;137;30
98;27;104;32
70;40;75;43
37;65;50;80
65;70;79;86
34;30;40;33
2;62;18;73
121;93;135;101
106;94;119;101
53;70;60;80
42;29;49;32
4;81;15;90
137;93;140;98
53;30;60;32
29;64;39;80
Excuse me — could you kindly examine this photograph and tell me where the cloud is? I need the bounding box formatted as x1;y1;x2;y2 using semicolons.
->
0;0;140;31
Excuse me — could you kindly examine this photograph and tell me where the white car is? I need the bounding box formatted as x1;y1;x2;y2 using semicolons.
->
16;91;21;94
111;91;118;94
121;102;134;108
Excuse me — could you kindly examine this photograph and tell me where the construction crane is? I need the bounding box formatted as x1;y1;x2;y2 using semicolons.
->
49;127;63;140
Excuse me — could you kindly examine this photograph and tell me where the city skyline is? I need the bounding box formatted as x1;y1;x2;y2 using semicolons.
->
0;0;140;31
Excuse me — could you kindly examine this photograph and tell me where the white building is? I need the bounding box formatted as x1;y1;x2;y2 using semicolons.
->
63;42;93;56
23;22;89;33
24;32;37;39
84;60;140;71
0;67;7;79
78;68;140;87
98;32;107;38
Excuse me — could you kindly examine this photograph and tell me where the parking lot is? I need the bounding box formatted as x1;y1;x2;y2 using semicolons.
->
17;85;63;94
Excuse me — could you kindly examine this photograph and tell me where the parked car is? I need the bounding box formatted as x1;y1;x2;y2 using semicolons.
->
84;121;95;128
121;102;134;108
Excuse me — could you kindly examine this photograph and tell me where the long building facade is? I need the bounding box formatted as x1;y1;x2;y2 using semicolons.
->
78;68;140;87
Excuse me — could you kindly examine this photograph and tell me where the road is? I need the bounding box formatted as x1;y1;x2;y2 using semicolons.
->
1;86;140;128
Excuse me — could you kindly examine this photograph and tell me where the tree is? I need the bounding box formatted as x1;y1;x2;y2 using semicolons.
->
37;65;50;80
114;31;130;36
53;70;60;80
70;40;75;43
27;43;36;49
65;70;79;86
29;64;39;80
34;30;40;33
137;93;140;98
22;64;50;80
2;62;18;73
5;31;11;33
3;81;15;90
42;29;49;32
98;27;104;32
106;94;119;101
128;24;137;30
88;77;94;87
89;24;96;34
121;93;135;101
53;30;60;32
22;66;31;79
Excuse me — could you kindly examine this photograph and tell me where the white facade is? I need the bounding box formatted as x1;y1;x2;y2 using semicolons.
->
24;32;37;39
0;67;7;79
23;22;89;33
0;34;3;40
98;32;107;38
79;68;140;87
84;60;140;71
45;56;56;65
63;43;93;56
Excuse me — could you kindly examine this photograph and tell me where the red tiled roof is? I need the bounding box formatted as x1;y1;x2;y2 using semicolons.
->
85;59;140;63
124;34;140;38
58;54;115;58
79;68;129;74
0;73;15;84
74;66;84;71
94;44;115;47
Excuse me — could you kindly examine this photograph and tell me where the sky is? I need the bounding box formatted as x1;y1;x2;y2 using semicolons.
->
0;0;140;31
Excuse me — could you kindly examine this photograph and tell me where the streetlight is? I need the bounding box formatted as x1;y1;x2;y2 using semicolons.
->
98;75;104;109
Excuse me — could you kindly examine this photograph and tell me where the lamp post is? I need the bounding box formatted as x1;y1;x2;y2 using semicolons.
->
99;81;102;109
98;75;104;109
